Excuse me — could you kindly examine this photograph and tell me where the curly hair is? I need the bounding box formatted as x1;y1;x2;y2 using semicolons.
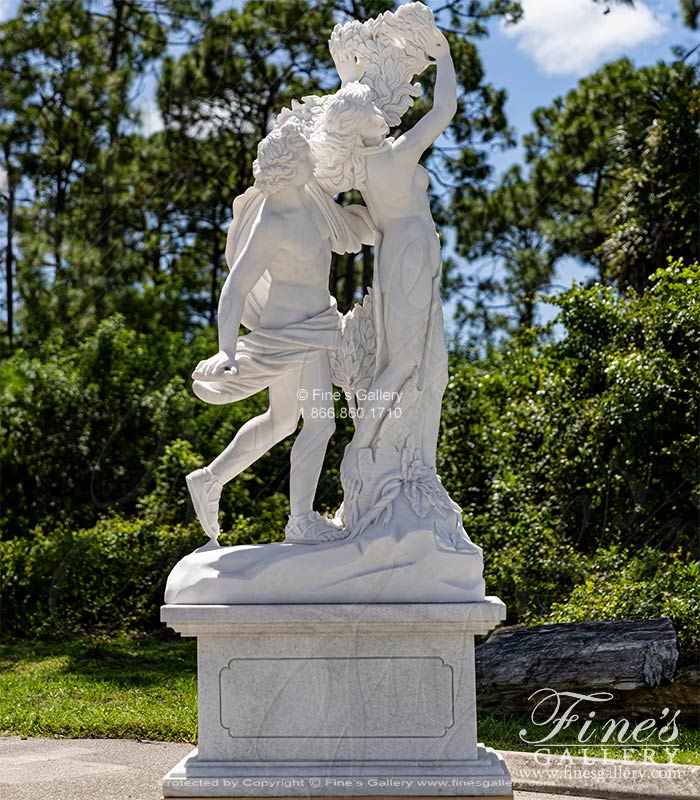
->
253;121;311;196
311;83;388;195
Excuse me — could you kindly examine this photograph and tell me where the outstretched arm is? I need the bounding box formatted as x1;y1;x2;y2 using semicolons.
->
391;31;457;162
193;214;279;379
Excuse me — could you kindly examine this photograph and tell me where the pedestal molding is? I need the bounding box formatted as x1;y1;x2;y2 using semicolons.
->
161;599;505;638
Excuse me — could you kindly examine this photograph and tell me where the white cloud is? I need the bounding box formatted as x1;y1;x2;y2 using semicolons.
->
502;0;667;76
139;100;164;137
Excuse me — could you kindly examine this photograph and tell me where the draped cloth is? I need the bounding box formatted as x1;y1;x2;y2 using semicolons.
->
192;303;342;405
196;180;369;406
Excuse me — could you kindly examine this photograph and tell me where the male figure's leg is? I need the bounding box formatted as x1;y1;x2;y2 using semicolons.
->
289;354;336;517
188;369;303;541
209;370;302;484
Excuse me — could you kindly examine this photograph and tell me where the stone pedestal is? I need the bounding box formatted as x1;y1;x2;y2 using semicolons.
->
160;600;511;798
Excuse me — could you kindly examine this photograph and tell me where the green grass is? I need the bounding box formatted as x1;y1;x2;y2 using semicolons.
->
1;636;698;764
479;713;700;765
0;636;197;741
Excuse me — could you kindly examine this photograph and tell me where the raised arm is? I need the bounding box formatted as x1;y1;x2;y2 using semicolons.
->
391;31;457;162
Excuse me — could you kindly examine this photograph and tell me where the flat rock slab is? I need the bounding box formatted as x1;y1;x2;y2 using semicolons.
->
476;618;678;701
1;738;698;800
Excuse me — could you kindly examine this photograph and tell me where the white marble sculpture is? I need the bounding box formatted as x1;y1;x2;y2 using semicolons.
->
166;0;485;604
186;121;373;546
161;6;512;797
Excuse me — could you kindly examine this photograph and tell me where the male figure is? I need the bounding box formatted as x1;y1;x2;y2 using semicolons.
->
187;121;373;546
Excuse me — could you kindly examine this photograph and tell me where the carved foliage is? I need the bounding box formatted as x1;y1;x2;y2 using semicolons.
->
329;290;376;397
340;434;477;554
329;1;436;125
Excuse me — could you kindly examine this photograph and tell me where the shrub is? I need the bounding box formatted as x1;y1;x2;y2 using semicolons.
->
474;515;590;624
0;515;204;639
440;260;699;555
0;316;309;538
0;489;291;640
439;260;699;656
549;546;700;664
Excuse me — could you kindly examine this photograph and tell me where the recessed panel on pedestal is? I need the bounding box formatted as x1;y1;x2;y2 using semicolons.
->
219;656;454;739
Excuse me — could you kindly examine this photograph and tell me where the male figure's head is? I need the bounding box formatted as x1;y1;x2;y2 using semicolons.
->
253;121;314;196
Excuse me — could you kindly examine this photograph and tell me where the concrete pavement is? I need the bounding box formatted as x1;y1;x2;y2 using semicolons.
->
1;737;698;800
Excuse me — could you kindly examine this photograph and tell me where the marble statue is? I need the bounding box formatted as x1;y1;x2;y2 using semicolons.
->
161;6;512;796
167;1;485;604
186;121;373;546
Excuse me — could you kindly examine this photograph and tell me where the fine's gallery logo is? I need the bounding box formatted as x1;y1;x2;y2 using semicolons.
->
519;689;680;760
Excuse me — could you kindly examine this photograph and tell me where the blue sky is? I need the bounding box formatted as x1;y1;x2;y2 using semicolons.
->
444;0;694;327
2;0;690;145
1;0;695;326
450;0;696;325
477;0;694;177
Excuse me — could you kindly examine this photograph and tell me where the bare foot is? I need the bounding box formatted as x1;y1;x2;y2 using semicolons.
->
186;467;222;544
285;511;349;544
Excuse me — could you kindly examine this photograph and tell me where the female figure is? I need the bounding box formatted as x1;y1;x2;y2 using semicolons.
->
317;29;456;485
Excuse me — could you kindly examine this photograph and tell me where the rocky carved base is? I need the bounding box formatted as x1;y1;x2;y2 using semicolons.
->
165;506;484;605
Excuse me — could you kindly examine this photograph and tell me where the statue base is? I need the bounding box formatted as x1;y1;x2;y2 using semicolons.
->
164;514;484;605
160;600;511;798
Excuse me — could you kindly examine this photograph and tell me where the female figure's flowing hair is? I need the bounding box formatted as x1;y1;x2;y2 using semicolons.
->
272;2;439;194
310;84;389;195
